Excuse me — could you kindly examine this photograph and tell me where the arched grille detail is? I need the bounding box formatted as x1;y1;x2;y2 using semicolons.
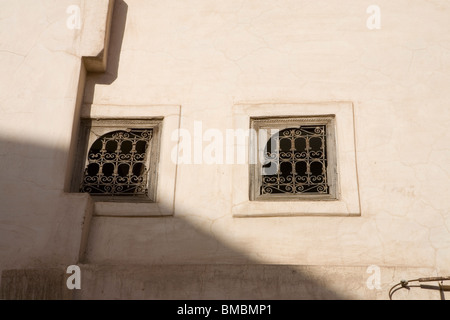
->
261;125;329;195
80;129;153;195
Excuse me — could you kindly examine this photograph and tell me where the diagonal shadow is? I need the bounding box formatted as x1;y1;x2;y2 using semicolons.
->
71;0;347;300
0;134;349;300
1;0;346;300
83;0;128;107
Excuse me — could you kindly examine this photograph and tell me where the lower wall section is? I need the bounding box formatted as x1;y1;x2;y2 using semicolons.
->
0;268;73;300
76;264;445;300
1;264;446;300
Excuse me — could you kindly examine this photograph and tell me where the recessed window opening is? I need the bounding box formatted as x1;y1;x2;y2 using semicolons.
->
250;116;337;201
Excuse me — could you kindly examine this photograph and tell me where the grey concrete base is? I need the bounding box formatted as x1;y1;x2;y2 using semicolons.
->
0;268;73;300
74;264;443;300
1;264;445;300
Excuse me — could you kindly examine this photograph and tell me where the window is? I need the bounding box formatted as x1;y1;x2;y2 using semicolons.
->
73;119;161;202
69;104;180;217
232;102;360;217
250;116;337;201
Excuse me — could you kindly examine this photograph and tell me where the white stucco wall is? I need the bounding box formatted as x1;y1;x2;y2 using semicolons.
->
1;0;449;299
0;0;112;273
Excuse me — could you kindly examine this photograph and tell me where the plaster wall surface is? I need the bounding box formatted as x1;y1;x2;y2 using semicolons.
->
0;0;111;274
84;0;450;270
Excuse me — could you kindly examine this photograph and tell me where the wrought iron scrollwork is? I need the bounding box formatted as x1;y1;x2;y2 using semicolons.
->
261;125;329;195
80;129;153;196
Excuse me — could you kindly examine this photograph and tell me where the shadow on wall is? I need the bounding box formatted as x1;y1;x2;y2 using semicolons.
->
0;134;353;299
83;0;128;107
1;0;399;300
0;0;445;301
0;1;351;299
79;214;355;300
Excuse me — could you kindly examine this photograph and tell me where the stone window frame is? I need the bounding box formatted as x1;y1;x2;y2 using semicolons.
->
232;102;361;217
250;115;338;202
71;104;181;217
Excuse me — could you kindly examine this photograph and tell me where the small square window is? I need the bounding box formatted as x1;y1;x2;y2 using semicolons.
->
232;102;359;217
72;119;162;202
250;116;337;201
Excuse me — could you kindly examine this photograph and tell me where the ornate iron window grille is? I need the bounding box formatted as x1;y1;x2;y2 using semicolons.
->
261;125;329;195
80;129;153;196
